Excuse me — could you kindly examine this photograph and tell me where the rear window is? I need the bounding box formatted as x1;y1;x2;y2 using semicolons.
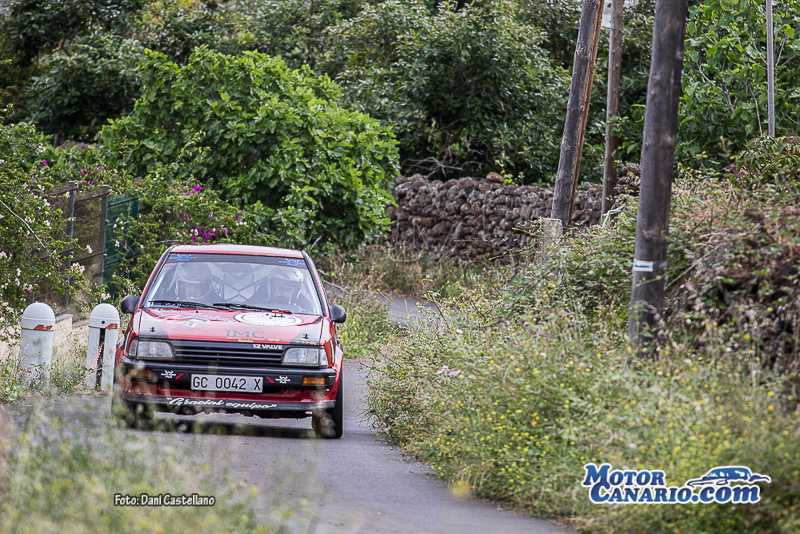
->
143;253;322;315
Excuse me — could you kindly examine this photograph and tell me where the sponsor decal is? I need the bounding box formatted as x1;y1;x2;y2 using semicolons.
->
156;312;236;325
234;313;303;327
278;258;305;267
166;397;278;410
226;329;267;340
582;463;770;504
174;254;196;262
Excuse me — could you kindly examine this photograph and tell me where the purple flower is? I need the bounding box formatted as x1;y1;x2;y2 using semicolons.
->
42;159;47;166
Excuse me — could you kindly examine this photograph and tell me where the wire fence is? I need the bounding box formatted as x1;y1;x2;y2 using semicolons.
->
38;182;139;314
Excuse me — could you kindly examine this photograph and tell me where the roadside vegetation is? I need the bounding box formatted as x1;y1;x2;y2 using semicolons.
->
0;400;309;533
1;0;799;532
364;142;800;533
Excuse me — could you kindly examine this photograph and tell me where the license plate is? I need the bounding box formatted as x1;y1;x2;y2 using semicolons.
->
190;374;263;393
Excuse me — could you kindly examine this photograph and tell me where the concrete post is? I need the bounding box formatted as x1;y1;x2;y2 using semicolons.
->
87;303;120;390
19;302;56;385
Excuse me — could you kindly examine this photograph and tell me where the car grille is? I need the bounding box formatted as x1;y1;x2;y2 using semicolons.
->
171;340;284;368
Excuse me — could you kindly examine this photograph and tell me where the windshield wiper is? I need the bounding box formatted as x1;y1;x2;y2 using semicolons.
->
212;302;293;314
149;299;220;309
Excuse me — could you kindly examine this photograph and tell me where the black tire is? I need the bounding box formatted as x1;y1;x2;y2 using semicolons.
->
314;374;343;439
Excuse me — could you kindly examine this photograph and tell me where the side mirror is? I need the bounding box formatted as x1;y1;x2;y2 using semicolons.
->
120;295;140;315
329;304;347;324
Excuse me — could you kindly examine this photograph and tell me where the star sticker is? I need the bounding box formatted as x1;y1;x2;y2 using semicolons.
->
162;370;176;379
276;376;290;384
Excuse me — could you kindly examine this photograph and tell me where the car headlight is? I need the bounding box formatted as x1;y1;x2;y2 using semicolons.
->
282;347;326;368
129;339;174;360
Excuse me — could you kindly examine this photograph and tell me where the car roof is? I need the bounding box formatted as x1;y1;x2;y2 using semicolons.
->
170;244;304;258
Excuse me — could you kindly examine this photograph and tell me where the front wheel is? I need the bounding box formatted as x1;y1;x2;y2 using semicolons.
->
112;392;155;430
313;374;343;439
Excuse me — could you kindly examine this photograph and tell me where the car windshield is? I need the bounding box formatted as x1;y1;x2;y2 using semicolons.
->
142;253;322;315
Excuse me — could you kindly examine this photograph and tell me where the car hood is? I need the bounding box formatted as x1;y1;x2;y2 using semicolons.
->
133;308;325;346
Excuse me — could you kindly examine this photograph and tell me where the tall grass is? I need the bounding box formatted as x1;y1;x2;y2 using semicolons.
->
319;244;489;299
365;178;800;532
0;402;313;533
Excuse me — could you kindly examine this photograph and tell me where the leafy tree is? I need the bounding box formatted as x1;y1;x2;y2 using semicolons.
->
96;47;398;251
615;0;800;170
0;0;144;69
326;0;568;183
679;0;800;167
22;32;144;141
227;0;367;71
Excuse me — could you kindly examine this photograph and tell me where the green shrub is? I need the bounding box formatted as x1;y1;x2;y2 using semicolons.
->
325;0;567;183
678;0;800;168
733;135;800;190
97;46;398;252
0;0;144;69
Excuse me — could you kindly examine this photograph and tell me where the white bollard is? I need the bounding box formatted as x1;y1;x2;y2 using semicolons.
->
86;303;121;390
19;302;56;386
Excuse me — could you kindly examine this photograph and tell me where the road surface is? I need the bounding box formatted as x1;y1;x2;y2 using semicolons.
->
146;357;572;534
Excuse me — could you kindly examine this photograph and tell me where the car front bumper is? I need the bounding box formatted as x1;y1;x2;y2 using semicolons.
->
117;355;338;416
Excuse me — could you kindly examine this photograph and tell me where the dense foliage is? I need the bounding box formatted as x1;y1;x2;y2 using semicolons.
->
0;115;85;340
1;0;797;182
326;0;568;182
96;47;398;251
678;0;800;168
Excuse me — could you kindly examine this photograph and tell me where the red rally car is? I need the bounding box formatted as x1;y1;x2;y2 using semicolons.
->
113;244;346;438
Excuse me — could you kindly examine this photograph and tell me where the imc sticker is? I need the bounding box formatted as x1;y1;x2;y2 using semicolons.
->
582;463;770;504
632;259;654;272
234;313;302;327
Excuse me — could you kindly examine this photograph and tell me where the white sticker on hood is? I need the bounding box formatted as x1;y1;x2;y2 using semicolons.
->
234;313;303;327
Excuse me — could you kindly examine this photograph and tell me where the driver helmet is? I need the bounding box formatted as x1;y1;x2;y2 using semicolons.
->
175;262;213;301
270;268;303;303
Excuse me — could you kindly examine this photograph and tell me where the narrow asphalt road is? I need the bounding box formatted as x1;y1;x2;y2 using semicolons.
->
3;295;574;533
148;357;572;534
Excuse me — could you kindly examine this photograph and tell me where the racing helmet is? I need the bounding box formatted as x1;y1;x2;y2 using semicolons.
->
270;268;303;302
175;262;213;300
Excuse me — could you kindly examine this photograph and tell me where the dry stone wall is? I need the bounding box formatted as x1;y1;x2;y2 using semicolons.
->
388;168;640;262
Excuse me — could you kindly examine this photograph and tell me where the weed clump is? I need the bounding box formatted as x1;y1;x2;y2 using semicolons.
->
366;174;800;532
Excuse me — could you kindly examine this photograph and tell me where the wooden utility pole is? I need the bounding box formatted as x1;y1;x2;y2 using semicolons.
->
601;0;624;217
767;0;775;136
628;0;689;353
550;0;605;230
